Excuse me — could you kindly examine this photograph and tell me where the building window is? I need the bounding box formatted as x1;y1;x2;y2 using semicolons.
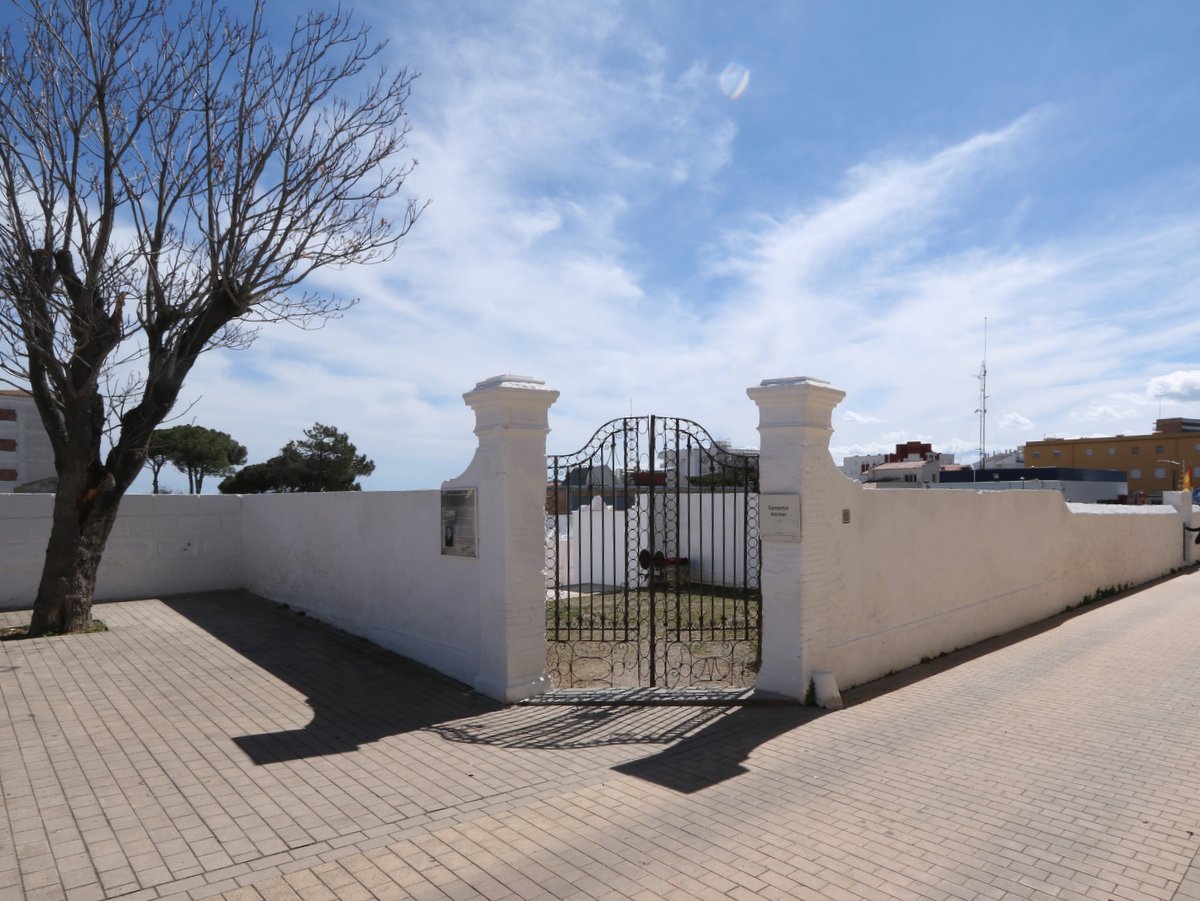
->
1155;467;1167;480
1131;446;1140;454
1156;445;1165;453
1085;448;1094;456
1195;443;1200;452
1108;448;1116;456
1130;468;1141;479
1032;451;1040;459
1053;450;1062;458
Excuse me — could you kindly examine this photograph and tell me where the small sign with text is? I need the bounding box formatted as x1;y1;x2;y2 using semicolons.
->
760;494;801;541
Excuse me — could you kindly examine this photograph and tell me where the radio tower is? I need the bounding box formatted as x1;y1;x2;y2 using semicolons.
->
975;318;989;471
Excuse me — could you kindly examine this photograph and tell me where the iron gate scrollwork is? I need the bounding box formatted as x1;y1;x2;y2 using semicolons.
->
545;415;761;690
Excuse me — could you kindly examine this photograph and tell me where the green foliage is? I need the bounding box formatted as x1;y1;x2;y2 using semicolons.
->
217;462;283;494
219;423;374;494
1065;582;1133;612
147;425;247;494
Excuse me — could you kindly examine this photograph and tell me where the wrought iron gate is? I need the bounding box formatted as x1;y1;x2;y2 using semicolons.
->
545;416;761;690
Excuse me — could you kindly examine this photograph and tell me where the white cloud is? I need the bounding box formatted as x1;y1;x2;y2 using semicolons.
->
1146;370;1200;402
999;413;1033;430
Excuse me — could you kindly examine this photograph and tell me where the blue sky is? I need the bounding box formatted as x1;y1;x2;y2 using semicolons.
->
137;0;1200;490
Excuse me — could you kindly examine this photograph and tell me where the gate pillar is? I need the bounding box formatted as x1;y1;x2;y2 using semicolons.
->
747;376;846;701
449;375;559;702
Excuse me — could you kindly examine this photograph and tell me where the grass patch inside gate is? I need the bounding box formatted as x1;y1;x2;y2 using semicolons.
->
546;586;761;689
547;586;758;638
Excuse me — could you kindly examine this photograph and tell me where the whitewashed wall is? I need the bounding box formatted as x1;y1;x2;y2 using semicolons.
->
550;491;758;590
0;491;489;691
0;493;242;607
573;506;631;587
0;375;558;703
2;375;1195;706
0;493;53;603
749;376;1197;701
238;490;485;688
822;484;1183;689
678;492;759;588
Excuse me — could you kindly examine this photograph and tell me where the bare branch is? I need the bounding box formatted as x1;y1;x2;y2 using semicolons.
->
0;0;424;631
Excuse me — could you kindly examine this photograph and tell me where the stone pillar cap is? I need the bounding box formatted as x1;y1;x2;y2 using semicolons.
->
757;376;831;388
472;374;547;391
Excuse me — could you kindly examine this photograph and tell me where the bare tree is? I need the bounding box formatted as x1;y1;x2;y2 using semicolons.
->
0;0;423;634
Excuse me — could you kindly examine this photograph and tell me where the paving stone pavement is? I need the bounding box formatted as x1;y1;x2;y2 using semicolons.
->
4;576;1200;900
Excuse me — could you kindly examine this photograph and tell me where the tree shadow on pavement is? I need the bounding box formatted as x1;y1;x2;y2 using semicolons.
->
162;591;502;764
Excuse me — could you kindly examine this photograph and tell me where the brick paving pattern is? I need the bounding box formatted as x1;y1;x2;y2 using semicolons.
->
3;576;1200;899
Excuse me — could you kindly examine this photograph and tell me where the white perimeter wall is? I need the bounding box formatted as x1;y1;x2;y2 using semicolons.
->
0;493;242;605
750;377;1198;700
3;482;1188;700
0;376;559;702
552;492;759;590
0;491;483;690
239;491;482;685
819;480;1186;689
2;374;1196;704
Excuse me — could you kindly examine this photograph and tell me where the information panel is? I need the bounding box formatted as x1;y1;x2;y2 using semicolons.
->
441;488;477;557
759;494;801;542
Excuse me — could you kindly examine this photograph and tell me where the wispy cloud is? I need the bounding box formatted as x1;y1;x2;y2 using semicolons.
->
147;6;1200;491
843;411;882;424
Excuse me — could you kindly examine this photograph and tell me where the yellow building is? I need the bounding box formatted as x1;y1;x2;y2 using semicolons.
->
1024;418;1200;500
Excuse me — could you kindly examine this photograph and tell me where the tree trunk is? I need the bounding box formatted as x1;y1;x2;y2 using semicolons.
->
27;473;122;635
26;398;131;638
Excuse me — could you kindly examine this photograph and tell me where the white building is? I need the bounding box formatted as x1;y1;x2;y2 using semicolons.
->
839;454;886;480
0;390;56;492
842;442;956;482
668;440;758;481
864;458;942;488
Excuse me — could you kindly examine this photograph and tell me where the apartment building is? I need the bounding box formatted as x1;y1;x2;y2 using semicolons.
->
1024;418;1200;499
0;390;56;492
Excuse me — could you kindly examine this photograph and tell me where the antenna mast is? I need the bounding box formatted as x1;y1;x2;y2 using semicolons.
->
976;318;989;470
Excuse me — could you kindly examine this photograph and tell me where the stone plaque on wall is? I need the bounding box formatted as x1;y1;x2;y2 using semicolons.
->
760;494;801;541
441;488;477;557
